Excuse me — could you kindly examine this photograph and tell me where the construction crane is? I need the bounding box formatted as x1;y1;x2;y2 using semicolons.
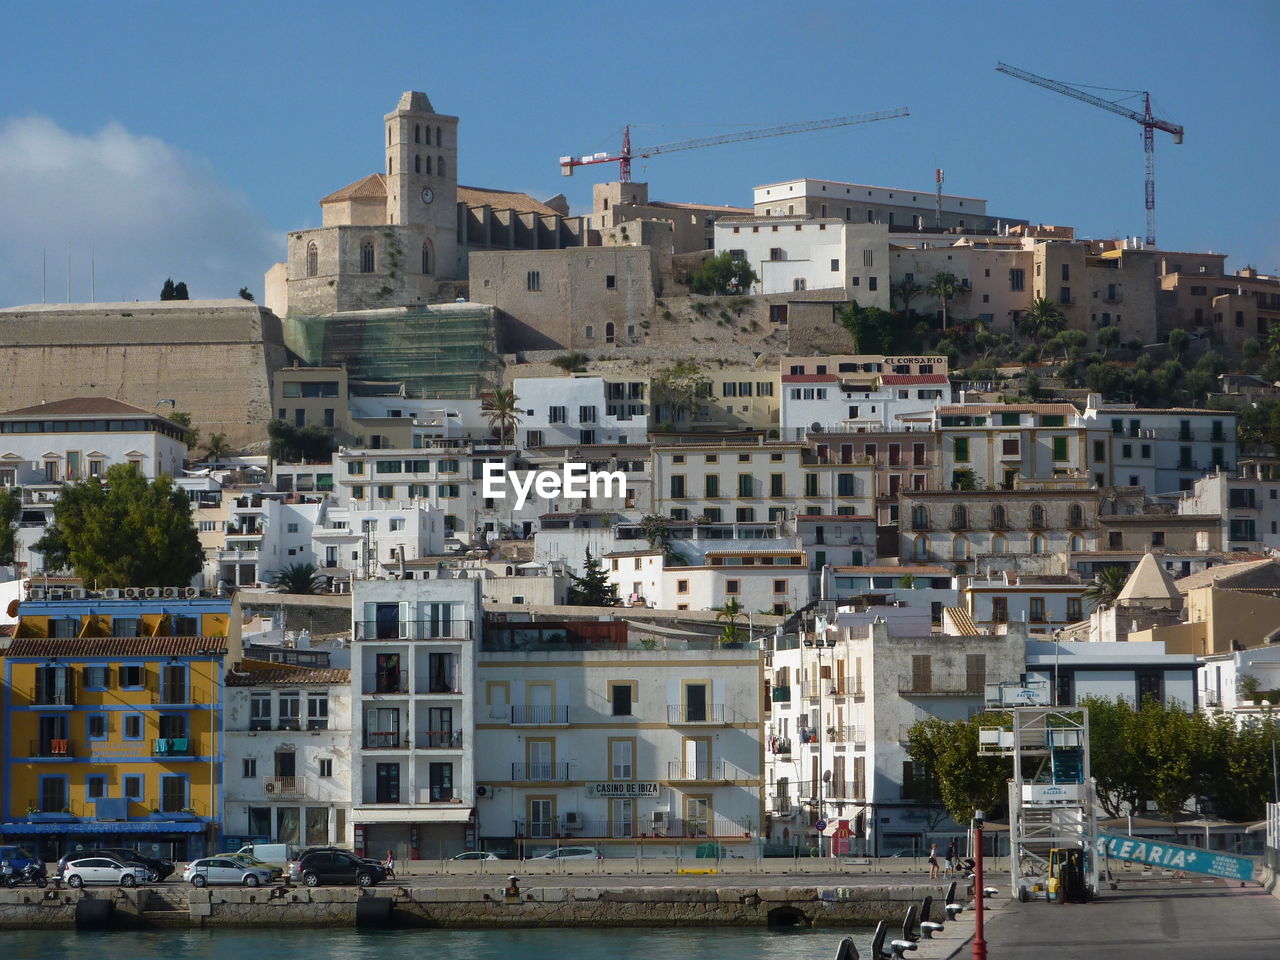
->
996;61;1183;248
558;107;909;182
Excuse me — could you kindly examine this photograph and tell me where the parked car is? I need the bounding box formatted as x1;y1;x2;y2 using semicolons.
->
0;846;42;875
235;843;297;868
184;857;274;888
60;857;149;888
453;851;502;861
94;847;175;882
527;846;601;861
288;849;387;887
220;852;284;880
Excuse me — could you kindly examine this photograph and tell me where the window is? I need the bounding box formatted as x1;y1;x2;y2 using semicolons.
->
738;474;753;497
605;274;616;289
868;276;878;291
579;405;597;423
1093;439;1105;462
953;437;970;463
421;242;432;274
726;579;740;595
676;579;689;594
863;249;874;267
120;665;143;689
992;597;1008;623
1061;263;1070;281
831;259;840;272
242;758;257;778
306;241;318;277
527;270;541;292
123;713;144;740
123;775;142;800
86;775;106;800
87;714;108;740
773;579;786;594
1067;598;1082;620
704;475;720;497
548;406;566;424
319;758;333;778
610;683;634;716
1029;597;1046;622
307;692;329;730
1059;286;1071;304
793;278;806;291
610;740;634;780
1052;436;1069;461
84;666;109;690
770;474;784;497
670;475;686;498
360;240;374;273
160;775;187;813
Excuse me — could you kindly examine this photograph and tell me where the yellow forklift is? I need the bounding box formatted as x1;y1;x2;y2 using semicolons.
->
1046;847;1091;904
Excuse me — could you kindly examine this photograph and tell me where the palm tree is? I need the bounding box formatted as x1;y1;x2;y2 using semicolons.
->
892;278;925;318
272;562;324;595
926;272;961;331
1082;566;1129;611
202;433;237;462
714;597;746;645
1019;297;1068;357
482;387;522;447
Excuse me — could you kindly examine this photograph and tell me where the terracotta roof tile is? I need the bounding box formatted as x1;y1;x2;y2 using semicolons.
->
319;173;387;204
881;374;949;385
782;374;839;383
457;186;562;217
226;662;349;686
0;397;163;418
4;637;228;658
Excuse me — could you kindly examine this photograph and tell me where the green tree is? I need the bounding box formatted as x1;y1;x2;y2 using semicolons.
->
482;387;522;447
173;281;189;300
1019;298;1067;354
550;353;588;374
238;287;255;301
166;410;200;452
907;715;1011;825
1083;565;1129;610
839;302;898;353
32;464;202;587
689;252;757;296
202;433;236;461
1269;404;1280;454
267;420;335;463
1082;696;1149;819
1167;327;1190;361
160;278;176;300
652;360;710;427
638;514;673;553
926;272;961;331
1097;326;1122;358
272;562;323;594
566;549;615;606
0;485;21;565
891;277;925;317
714;597;746;644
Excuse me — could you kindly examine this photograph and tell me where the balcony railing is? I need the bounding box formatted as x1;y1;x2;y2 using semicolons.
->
511;762;572;782
511;705;570;725
363;670;410;695
770;685;792;704
354;619;474;641
363;731;408;749
159;684;189;705
263;776;307;798
516;814;752;840
417;730;463;749
667;760;727;781
666;703;729;724
803;679;863;699
827;725;866;746
29;739;73;758
152;737;192;756
898;675;985;696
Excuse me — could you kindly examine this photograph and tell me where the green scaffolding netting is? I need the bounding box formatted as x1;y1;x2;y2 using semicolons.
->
284;305;497;398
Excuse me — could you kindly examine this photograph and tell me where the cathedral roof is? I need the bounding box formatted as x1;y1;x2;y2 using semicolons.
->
396;91;434;113
458;186;563;216
320;173;387;204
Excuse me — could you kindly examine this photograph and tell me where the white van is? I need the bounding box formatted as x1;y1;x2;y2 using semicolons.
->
236;843;296;868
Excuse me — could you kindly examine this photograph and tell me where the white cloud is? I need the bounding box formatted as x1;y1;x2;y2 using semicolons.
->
0;116;281;306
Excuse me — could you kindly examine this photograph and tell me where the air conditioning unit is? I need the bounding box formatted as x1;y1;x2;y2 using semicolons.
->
123;587;141;599
102;588;121;599
651;811;668;827
183;586;199;598
144;587;161;599
27;588;45;601
68;588;87;599
47;589;66;601
162;587;180;598
564;812;580;826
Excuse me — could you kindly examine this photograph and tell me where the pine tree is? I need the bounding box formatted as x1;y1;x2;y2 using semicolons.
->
173;281;189;300
160;278;176;300
566;549;615;606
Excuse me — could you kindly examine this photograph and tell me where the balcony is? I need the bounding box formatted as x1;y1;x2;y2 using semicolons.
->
666;759;753;781
770;685;792;704
417;730;463;749
803;679;863;700
898;675;984;697
517;814;752;840
666;703;730;724
29;739;73;759
511;704;570;725
152;737;192;757
363;731;409;749
263;776;308;799
363;670;409;696
33;673;75;706
771;736;793;756
511;762;572;782
354;619;474;641
826;725;866;746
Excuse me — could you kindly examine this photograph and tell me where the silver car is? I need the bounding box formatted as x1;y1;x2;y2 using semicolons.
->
62;856;149;888
184;856;274;888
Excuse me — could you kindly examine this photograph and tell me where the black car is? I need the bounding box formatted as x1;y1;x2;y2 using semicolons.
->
57;848;174;883
290;849;387;887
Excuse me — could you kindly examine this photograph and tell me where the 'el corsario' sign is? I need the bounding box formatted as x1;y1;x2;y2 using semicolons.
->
1094;831;1254;881
586;782;660;799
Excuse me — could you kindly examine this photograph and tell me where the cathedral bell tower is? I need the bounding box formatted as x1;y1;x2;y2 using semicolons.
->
384;92;459;279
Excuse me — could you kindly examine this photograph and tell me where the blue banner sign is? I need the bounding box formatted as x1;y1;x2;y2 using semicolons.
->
1094;831;1254;881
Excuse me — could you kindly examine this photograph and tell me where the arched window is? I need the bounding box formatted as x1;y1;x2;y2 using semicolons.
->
605;321;616;343
1031;534;1047;553
1070;534;1084;552
952;536;970;559
992;504;1008;529
360;240;375;274
305;241;318;278
387;156;393;175
436;126;442;146
437;156;445;177
952;504;968;530
414;154;421;174
421;242;432;275
414;123;421;144
991;535;1007;555
425;155;432;175
911;505;930;530
1030;503;1046;529
1068;502;1084;528
914;535;930;561
387;128;391;146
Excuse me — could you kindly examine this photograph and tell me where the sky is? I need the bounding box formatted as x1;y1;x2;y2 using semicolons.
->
0;0;1276;306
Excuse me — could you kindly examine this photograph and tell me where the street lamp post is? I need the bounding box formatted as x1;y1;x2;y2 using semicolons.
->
972;808;987;960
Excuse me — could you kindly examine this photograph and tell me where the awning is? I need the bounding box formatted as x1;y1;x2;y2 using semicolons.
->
353;806;474;825
0;820;206;835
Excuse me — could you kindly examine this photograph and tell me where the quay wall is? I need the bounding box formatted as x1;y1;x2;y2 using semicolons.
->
0;882;948;930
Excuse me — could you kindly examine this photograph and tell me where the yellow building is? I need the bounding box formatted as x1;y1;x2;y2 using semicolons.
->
2;594;233;860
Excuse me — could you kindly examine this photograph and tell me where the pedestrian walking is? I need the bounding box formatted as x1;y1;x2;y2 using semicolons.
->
383;849;396;880
928;841;939;879
945;839;957;877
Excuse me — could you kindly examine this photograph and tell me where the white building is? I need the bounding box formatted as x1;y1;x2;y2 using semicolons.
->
1198;646;1280;715
1177;458;1280;552
223;662;353;847
350;576;480;860
780;371;950;439
1025;639;1198;708
513;375;649;448
474;619;764;857
0;397;190;573
714;216;889;304
962;573;1092;634
752;177;999;232
1083;399;1237;494
819;565;959;627
766;618;1026;855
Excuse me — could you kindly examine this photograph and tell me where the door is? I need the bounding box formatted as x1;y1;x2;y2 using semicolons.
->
39;715;68;755
375;653;402;693
528;798;554;839
275;751;296;778
685;683;708;722
429;762;453;801
427;707;453;748
375;763;400;803
427;602;454;638
163;664;187;703
374;603;399;640
527;740;552;781
527;682;552;724
366;707;399;748
428;653;455;693
683;738;710;780
683;796;710;837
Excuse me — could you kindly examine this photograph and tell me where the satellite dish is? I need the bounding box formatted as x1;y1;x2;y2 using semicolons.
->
811;422;823;433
